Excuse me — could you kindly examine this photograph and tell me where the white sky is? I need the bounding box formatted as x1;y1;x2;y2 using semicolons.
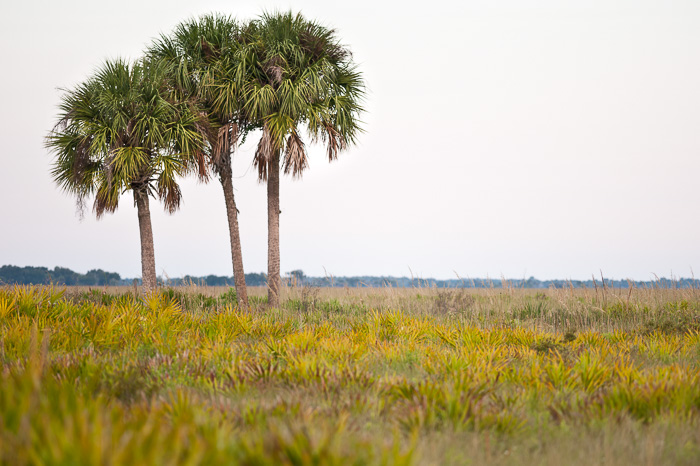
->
1;0;699;281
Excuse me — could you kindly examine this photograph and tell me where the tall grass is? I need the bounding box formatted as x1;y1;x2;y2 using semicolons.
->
1;284;699;464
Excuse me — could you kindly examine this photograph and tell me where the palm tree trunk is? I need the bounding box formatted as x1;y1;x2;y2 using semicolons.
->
267;150;281;308
134;190;157;293
221;172;249;307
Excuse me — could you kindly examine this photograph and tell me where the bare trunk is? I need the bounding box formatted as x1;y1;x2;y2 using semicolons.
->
267;150;281;308
134;190;157;294
221;172;249;307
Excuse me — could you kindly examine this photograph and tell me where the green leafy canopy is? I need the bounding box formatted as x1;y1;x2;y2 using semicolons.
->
46;58;208;217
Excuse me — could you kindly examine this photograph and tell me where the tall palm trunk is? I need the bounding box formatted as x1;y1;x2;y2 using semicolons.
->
267;151;281;308
134;190;157;293
221;171;249;307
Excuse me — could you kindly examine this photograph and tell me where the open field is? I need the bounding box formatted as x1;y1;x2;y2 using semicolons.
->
1;285;700;465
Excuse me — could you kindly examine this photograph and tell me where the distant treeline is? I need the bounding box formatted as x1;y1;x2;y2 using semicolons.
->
2;265;699;289
0;265;122;286
0;266;268;287
279;271;700;289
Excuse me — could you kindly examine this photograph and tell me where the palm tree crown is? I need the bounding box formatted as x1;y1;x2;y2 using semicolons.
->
239;11;365;179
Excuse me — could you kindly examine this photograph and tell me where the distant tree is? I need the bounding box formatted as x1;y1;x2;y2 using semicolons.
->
48;267;78;285
244;273;267;287
204;275;231;286
46;59;207;293
288;269;306;285
240;12;365;307
81;269;121;286
0;265;48;285
0;265;119;285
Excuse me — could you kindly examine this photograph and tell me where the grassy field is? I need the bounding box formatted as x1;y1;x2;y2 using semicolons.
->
1;284;699;465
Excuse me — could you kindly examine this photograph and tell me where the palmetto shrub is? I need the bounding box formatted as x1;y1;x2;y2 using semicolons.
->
1;285;700;464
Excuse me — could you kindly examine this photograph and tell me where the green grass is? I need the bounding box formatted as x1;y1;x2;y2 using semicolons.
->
1;285;700;464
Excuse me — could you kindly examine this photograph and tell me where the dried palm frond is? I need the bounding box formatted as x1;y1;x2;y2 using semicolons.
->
73;138;94;184
282;131;308;178
324;123;347;161
299;24;348;62
214;122;239;166
264;55;285;88
254;124;277;181
193;149;209;181
159;180;183;214
201;38;215;60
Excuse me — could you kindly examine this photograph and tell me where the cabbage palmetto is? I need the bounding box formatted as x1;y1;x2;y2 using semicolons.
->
147;15;253;306
237;12;365;307
147;12;365;308
47;59;207;292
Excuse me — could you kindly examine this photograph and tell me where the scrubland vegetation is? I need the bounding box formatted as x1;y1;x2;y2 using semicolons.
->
1;284;700;464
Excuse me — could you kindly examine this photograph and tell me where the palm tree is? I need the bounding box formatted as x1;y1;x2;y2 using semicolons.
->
46;59;207;293
147;15;254;306
240;12;365;307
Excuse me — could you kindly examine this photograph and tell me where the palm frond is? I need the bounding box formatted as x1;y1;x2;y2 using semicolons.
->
282;130;308;178
253;124;278;181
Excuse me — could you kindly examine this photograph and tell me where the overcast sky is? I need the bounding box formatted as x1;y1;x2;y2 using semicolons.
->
1;0;699;281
